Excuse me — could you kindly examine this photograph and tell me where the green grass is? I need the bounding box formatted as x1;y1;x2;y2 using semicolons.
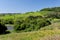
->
0;30;60;40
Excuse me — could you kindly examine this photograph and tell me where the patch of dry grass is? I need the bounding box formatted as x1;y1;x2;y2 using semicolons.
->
40;35;60;40
0;30;60;40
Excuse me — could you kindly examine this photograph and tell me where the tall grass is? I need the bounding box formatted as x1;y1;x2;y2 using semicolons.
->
0;30;60;40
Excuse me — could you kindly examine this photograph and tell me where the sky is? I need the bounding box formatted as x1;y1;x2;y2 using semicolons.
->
0;0;60;13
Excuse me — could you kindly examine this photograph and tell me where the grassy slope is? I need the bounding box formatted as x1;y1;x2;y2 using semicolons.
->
0;30;60;40
0;11;60;40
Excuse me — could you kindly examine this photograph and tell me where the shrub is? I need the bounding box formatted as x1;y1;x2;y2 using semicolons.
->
1;19;14;24
14;16;51;32
44;12;60;19
5;19;14;24
0;23;7;34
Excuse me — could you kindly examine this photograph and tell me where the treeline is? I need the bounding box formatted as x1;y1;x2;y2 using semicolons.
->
40;7;60;12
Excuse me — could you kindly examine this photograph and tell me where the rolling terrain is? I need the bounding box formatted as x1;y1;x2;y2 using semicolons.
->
0;7;60;40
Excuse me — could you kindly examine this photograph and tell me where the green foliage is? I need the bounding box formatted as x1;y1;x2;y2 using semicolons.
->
0;23;7;34
44;12;60;19
14;16;51;32
40;8;52;11
0;19;14;24
40;7;60;12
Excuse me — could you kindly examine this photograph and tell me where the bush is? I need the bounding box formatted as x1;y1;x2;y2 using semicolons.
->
5;19;14;24
44;12;60;19
0;23;7;34
14;16;51;32
1;19;14;24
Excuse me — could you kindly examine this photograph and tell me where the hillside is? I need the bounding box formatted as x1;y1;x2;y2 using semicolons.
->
40;7;60;12
0;7;60;40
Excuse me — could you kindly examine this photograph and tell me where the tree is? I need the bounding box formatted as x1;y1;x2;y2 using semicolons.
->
0;23;7;34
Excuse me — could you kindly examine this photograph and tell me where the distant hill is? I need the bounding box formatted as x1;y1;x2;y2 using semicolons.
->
40;7;60;12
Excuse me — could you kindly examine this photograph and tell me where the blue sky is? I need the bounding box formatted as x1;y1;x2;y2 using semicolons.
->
0;0;60;13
